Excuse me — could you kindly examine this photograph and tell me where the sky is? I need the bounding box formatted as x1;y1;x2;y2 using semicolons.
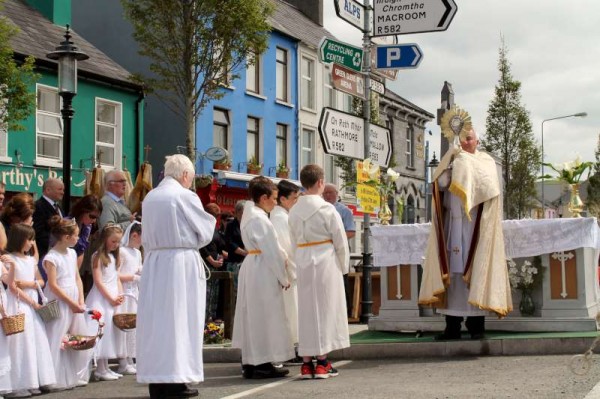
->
322;0;600;169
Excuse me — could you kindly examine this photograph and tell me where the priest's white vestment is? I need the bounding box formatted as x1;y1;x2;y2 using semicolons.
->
288;195;350;356
137;176;215;383
232;202;294;365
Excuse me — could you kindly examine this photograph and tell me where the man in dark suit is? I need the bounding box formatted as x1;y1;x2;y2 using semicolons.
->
33;178;65;278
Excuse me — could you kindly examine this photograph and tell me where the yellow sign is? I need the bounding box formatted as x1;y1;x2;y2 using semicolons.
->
356;183;379;214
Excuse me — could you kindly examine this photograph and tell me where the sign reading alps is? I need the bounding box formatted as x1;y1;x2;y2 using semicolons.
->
319;37;364;73
373;0;458;37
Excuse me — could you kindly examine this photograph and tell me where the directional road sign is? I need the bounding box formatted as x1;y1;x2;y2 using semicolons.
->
373;0;458;37
331;63;366;100
319;37;363;73
370;77;385;96
334;0;366;32
375;44;423;69
318;108;392;167
370;49;398;81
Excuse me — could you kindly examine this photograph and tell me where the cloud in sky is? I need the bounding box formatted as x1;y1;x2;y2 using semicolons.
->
323;0;600;167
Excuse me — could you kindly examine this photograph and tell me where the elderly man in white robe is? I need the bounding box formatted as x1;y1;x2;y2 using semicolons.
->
270;180;301;363
419;129;512;340
289;164;350;380
232;176;294;379
137;154;216;399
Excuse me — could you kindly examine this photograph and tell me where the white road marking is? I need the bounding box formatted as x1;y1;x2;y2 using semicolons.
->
220;360;353;399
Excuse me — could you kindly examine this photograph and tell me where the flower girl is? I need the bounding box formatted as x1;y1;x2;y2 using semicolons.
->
85;224;125;381
117;221;142;374
3;223;55;396
43;216;92;389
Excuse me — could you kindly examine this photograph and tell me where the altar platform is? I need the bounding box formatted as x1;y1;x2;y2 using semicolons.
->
369;217;600;332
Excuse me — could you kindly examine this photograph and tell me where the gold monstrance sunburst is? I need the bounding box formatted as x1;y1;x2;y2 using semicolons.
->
440;105;472;147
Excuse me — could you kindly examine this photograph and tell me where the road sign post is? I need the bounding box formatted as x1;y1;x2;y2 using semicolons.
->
319;37;364;73
373;0;458;36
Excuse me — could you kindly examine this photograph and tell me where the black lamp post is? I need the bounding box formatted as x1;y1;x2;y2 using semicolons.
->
47;25;89;213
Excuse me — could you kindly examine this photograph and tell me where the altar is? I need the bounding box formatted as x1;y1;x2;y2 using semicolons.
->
370;217;600;332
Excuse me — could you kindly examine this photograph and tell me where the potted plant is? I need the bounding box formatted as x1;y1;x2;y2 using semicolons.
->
276;161;290;178
213;156;231;171
247;155;262;175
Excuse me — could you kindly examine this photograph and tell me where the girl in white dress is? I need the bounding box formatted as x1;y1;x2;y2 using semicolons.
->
117;221;142;375
43;216;92;390
3;223;56;397
0;262;12;396
85;224;125;381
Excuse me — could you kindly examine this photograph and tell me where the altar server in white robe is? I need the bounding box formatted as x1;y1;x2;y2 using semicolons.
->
137;154;215;399
288;164;350;380
419;128;512;340
270;180;301;351
232;176;294;379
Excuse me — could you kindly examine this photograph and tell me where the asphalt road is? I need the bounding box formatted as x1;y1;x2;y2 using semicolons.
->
39;355;600;399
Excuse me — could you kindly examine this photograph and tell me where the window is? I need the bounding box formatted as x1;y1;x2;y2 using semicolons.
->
246;52;261;94
301;56;315;110
323;66;336;108
276;47;288;102
342;92;353;113
213;108;229;151
301;128;315;167
246;117;260;162
95;99;122;167
36;85;62;162
406;125;414;167
276;124;287;167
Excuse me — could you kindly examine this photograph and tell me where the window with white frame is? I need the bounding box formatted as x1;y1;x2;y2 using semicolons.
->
323;66;336;108
301;128;315;167
36;85;62;162
246;116;260;162
95;99;122;167
342;92;353;113
276;47;289;102
213;108;229;151
246;52;261;94
406;125;414;168
301;56;315;110
276;123;287;167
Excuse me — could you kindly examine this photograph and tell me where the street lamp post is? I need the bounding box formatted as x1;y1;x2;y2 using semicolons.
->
47;25;89;213
541;112;587;218
426;152;439;222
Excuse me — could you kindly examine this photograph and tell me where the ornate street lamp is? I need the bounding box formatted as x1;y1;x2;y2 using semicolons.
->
47;25;89;213
541;112;587;218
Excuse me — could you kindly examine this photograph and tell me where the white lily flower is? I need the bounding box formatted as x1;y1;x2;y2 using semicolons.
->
386;168;400;182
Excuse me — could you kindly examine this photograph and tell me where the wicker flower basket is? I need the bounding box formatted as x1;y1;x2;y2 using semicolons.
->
65;310;104;351
35;282;60;323
0;289;25;336
113;293;137;331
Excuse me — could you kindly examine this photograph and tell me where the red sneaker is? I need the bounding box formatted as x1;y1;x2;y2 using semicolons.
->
300;362;315;380
314;361;338;379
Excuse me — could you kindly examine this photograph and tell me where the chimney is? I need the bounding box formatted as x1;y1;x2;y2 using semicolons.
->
437;81;454;158
285;0;323;26
26;0;71;26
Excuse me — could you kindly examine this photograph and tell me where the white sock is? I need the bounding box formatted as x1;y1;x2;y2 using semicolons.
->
96;358;108;374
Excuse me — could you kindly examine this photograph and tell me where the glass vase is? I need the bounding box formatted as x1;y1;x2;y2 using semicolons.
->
568;184;584;218
519;289;535;317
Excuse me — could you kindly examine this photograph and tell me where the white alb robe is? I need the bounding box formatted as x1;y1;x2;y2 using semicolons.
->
288;195;350;356
137;176;215;383
232;202;294;365
270;205;298;345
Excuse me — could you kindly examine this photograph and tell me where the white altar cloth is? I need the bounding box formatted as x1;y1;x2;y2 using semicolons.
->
371;217;600;267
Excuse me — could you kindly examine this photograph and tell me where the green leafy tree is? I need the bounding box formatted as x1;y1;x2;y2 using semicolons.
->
481;38;540;219
121;0;273;159
586;134;600;217
0;1;39;132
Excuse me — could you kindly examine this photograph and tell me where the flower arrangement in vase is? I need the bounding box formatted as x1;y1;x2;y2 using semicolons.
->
507;256;543;316
360;158;400;225
540;156;592;217
203;320;225;344
213;156;231;171
247;155;263;175
276;161;290;178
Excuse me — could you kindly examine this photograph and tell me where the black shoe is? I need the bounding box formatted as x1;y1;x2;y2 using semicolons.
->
242;364;255;379
434;332;461;341
149;383;163;399
251;366;290;379
162;383;198;398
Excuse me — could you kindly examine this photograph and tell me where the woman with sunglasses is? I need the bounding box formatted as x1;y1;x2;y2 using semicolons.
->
70;195;103;268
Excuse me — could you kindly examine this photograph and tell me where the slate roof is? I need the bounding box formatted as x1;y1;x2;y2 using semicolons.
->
2;0;139;89
383;88;434;119
268;0;334;48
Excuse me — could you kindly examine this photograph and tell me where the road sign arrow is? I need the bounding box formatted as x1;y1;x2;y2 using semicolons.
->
375;44;423;69
373;0;458;36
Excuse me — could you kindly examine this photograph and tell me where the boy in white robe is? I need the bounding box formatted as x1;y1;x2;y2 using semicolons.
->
270;180;301;362
232;176;294;379
288;164;350;380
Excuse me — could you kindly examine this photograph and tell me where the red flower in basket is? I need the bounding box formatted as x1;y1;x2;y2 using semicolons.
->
88;309;102;321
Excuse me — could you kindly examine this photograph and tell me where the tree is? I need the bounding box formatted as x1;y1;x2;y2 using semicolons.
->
481;38;541;219
121;0;273;159
0;1;39;132
586;134;600;217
